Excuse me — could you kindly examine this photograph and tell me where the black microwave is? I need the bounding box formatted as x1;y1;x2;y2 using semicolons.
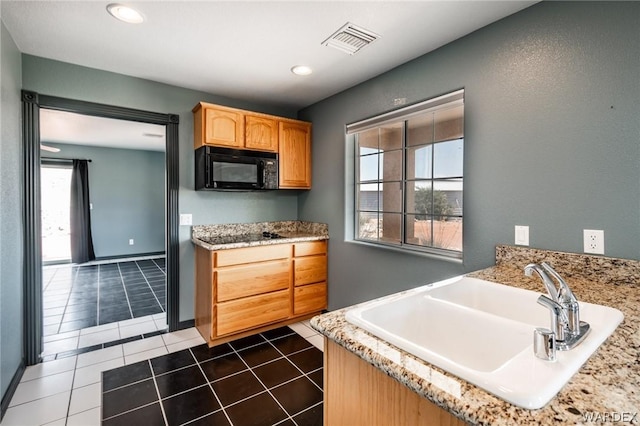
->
195;146;278;191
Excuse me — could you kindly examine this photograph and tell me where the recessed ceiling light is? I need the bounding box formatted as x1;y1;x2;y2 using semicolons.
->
291;65;313;76
106;4;144;24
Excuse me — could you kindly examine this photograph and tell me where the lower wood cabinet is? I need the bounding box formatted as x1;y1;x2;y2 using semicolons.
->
325;340;466;426
195;240;327;346
293;242;327;315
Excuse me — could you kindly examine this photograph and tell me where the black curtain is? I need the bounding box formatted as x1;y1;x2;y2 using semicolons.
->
70;159;96;263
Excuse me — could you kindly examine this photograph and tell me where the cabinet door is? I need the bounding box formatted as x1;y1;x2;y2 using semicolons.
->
294;283;327;315
279;121;311;189
245;115;278;152
204;107;244;148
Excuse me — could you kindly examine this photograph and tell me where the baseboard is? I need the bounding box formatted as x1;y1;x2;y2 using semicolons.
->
43;251;166;267
177;319;195;330
94;251;165;262
1;360;25;421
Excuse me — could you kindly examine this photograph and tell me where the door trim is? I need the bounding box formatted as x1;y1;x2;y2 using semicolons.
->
21;90;180;365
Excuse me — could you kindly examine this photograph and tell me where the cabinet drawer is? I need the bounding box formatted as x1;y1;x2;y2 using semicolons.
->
294;255;327;286
294;241;326;257
216;260;290;302
215;244;291;267
216;290;290;336
294;283;327;316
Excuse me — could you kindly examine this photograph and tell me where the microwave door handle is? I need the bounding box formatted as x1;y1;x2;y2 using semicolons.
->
258;161;266;188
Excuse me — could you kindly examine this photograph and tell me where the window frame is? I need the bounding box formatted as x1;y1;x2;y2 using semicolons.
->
348;89;464;260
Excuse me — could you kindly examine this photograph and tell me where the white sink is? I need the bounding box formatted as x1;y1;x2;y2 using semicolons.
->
345;275;624;409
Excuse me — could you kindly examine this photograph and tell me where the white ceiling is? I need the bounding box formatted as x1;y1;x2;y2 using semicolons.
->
40;109;166;152
2;0;537;111
3;1;536;150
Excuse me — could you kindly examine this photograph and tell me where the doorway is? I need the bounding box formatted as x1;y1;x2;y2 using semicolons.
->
22;91;180;365
39;111;170;356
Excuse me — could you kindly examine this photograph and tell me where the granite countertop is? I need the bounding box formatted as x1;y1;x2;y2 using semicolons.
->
311;245;640;425
191;220;328;251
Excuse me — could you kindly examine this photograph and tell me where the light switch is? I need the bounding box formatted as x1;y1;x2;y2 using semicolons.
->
515;225;529;246
180;214;193;226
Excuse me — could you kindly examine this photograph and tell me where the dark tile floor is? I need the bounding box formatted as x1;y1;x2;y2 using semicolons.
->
102;327;323;426
43;258;166;336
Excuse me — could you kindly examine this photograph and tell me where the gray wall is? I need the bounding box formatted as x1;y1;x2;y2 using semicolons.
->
1;21;24;400
13;2;640;327
298;2;640;309
22;55;301;321
43;143;165;258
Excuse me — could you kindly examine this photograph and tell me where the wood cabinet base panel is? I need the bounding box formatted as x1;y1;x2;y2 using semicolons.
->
324;339;466;426
200;312;322;348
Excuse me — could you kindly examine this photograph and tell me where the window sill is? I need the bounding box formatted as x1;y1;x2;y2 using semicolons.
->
345;239;463;264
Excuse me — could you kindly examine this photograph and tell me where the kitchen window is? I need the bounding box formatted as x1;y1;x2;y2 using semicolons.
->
349;89;464;259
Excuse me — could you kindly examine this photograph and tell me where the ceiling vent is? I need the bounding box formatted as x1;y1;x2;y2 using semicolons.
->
322;22;380;55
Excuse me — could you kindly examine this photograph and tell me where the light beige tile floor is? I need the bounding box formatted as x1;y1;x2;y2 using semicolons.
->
1;321;324;426
42;313;168;357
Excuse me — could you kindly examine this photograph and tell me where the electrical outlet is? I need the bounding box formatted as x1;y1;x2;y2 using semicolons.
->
583;229;604;255
515;225;529;246
129;239;134;245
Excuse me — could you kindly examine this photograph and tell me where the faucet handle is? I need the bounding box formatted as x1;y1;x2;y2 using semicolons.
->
539;262;581;334
540;262;577;302
534;328;557;361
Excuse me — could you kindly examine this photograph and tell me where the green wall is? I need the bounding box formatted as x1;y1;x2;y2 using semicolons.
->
43;143;165;259
299;2;640;309
1;21;23;403
22;55;301;321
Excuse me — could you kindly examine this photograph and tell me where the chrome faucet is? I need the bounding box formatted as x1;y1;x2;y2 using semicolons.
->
524;263;559;302
524;262;590;358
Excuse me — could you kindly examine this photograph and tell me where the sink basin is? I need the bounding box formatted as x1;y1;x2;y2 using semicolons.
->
345;275;624;409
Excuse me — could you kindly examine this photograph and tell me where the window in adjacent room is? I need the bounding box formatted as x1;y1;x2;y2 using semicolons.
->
349;89;464;259
41;162;73;263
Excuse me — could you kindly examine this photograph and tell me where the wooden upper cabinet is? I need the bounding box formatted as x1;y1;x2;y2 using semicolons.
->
205;108;244;148
194;102;280;153
279;120;312;189
245;115;278;152
193;102;312;183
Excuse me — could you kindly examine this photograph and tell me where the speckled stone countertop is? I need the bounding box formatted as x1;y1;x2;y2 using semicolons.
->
191;221;328;250
311;245;640;425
